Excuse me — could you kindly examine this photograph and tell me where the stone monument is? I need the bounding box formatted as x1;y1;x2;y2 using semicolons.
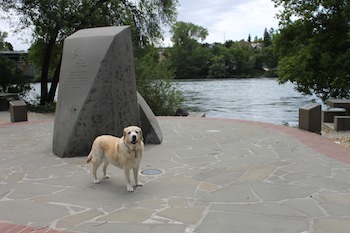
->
53;26;141;158
137;92;163;144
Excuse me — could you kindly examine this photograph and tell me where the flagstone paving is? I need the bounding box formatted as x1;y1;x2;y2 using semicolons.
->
1;116;350;233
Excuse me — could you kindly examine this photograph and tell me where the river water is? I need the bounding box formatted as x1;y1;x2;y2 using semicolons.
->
27;78;323;127
175;78;324;127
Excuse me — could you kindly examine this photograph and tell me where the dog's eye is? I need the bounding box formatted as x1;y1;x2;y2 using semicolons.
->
135;131;139;134
127;132;131;135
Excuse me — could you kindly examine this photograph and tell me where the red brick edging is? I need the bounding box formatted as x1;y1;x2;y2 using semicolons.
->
0;222;74;233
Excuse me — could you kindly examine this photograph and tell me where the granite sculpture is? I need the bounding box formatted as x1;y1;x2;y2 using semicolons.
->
53;26;140;157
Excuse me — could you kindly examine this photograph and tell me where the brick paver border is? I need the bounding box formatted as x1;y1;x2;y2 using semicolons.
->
0;222;74;233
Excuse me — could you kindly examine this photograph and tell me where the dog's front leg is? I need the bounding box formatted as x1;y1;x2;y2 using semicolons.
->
133;167;143;187
124;167;134;192
102;161;110;179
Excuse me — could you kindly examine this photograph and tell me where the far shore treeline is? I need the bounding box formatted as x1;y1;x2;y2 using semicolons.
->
166;22;277;80
0;0;349;115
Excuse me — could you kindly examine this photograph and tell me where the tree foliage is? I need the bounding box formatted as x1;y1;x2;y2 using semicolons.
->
169;22;210;79
168;22;277;79
135;46;184;115
0;0;178;104
0;31;31;95
0;31;13;51
273;0;350;101
209;55;229;78
0;56;31;95
263;28;272;47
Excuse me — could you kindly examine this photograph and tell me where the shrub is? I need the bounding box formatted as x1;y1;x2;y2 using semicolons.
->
135;47;185;116
0;56;32;97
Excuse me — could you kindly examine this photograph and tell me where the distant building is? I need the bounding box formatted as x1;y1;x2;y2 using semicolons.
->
0;51;35;77
250;42;262;49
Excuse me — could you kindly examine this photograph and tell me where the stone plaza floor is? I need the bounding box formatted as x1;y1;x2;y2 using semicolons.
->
0;115;350;233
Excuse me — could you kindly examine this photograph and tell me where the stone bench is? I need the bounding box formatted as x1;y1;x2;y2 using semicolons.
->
334;116;350;131
0;93;19;111
323;108;346;123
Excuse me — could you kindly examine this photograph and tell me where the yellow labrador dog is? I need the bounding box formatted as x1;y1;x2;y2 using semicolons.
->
86;126;144;192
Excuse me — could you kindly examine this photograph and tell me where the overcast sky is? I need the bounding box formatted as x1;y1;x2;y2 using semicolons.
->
0;0;279;51
162;0;280;46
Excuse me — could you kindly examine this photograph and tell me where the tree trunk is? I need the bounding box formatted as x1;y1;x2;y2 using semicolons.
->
48;54;62;102
40;33;58;105
41;0;110;104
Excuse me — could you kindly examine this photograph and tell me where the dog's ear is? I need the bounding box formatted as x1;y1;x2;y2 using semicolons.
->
140;128;144;141
123;128;127;138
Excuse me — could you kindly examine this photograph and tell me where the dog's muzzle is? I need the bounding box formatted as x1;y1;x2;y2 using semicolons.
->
131;135;137;144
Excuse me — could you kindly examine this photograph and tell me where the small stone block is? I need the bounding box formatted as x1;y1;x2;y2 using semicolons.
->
299;104;321;133
334;116;350;131
323;109;346;123
9;100;28;122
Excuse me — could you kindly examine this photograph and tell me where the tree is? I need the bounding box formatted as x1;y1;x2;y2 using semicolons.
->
253;36;260;43
0;31;31;95
170;22;208;46
0;56;31;95
0;0;178;104
208;55;229;78
229;43;254;74
262;28;272;47
0;31;13;51
135;46;184;115
273;0;350;101
261;28;278;71
169;21;209;79
261;44;278;70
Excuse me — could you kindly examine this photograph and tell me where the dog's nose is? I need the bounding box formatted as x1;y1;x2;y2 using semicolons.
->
132;135;137;143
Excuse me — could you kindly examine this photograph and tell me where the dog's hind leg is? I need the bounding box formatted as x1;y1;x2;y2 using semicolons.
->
103;161;110;179
92;159;102;184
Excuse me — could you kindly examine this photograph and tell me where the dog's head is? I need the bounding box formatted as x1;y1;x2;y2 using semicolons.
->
123;126;143;145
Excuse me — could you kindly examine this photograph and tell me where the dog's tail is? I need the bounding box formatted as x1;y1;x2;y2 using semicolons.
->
86;153;92;163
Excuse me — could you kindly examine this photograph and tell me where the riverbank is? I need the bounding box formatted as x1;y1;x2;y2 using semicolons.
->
322;126;350;148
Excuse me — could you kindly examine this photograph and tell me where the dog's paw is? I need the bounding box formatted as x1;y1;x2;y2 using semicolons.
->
136;181;143;187
103;174;110;179
127;184;134;192
94;179;100;184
